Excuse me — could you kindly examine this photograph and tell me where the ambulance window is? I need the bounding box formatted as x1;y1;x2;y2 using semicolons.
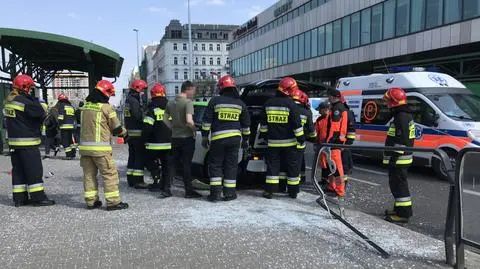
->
407;96;436;127
360;98;391;125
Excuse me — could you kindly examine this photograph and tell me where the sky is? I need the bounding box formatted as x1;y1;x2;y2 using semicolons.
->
0;0;278;103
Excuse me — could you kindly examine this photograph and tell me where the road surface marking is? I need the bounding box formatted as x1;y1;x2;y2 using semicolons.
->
354;166;388;176
463;189;480;197
348;177;381;187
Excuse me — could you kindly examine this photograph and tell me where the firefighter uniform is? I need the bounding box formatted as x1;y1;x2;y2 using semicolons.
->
341;101;356;179
297;99;316;183
325;92;348;198
79;81;128;210
124;88;147;188
57;97;76;158
201;76;251;202
142;83;173;197
383;105;415;219
260;80;305;199
4;75;54;206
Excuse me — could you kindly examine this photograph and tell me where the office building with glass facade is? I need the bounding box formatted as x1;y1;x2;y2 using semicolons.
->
230;0;480;91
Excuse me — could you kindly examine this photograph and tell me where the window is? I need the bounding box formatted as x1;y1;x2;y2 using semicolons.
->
183;43;187;51
351;13;360;47
209;57;214;65
197;32;203;39
311;28;318;57
217;44;221;51
209;44;213;51
298;33;305;60
282;40;288;64
361;8;371;45
184;71;188;80
195;57;198;65
211;33;218;39
202;57;206;65
217;57;221;65
194;43;198;51
333;20;342;52
173;43;178;50
342;16;350;49
265;46;270;69
360;98;390;125
202;44;206;51
318;25;326;55
183;57;187;65
325;23;333;54
278;42;284;65
444;0;462;23
174;57;178;65
411;0;426;32
175;86;179;94
464;0;480;19
171;30;182;39
396;0;410;36
312;0;319;9
408;96;437;127
273;43;278;67
287;37;293;63
426;0;443;29
371;4;383;42
174;71;179;80
305;31;311;59
223;33;228;39
293;35;299;62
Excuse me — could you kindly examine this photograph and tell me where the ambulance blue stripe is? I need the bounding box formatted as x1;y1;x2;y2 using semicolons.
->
356;124;469;138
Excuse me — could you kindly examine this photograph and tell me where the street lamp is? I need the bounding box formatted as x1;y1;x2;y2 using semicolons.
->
188;0;193;81
133;29;140;68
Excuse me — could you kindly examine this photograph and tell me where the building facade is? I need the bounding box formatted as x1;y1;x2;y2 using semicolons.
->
50;71;89;107
151;20;237;98
230;0;480;92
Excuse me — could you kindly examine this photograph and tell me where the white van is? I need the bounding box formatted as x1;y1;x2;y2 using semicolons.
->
337;71;480;178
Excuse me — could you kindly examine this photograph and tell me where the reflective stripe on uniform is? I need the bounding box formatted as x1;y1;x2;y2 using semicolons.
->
83;102;103;111
127;130;142;137
210;177;223;186
201;123;211;131
126;169;133;176
214;104;242;111
268;138;297;147
395;197;412;207
223;179;236;188
308;132;317;138
58;115;64;120
84;190;98;199
60;124;75;129
294;127;304;137
265;106;289;113
132;169;144;176
28;183;44;193
12;184;27;193
211;129;242;141
296;143;306;149
5;101;25;111
300;115;307;126
8;137;41;146
278;172;287;179
259;125;268;133
266;176;280;184
383;155;390;164
143;116;155;125
104;191;120;199
241;128;251;135
95;112;101;142
396;155;413;165
108;112;117;119
79;142;112;151
287;177;300;186
387;125;396;136
346;132;356;139
145;143;172;150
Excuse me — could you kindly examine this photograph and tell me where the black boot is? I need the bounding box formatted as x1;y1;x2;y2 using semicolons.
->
14;200;31;207
149;173;162;192
31;199;55;207
106;202;129;211
223;193;237;201
86;200;102;210
207;186;222;202
263;191;273;199
185;191;202;199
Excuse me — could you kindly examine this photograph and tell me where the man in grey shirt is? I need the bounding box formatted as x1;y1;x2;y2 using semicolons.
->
164;81;202;198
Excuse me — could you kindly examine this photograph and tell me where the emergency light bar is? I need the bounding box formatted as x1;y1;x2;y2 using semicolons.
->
388;66;440;73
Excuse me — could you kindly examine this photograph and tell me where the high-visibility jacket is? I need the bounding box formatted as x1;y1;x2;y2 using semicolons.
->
295;102;316;140
260;95;305;149
142;97;172;150
3;92;45;148
201;94;251;141
344;102;356;145
40;100;48;135
383;105;415;167
327;101;348;144
315;113;329;144
57;100;76;130
124;91;144;138
79;98;125;157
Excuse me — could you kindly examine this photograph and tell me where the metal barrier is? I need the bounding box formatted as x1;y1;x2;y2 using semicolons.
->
316;143;456;266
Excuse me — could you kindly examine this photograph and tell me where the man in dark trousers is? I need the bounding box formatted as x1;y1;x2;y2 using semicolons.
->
201;75;251;202
383;87;415;224
4;74;55;207
56;93;76;159
142;83;173;198
163;81;202;198
125;79;149;189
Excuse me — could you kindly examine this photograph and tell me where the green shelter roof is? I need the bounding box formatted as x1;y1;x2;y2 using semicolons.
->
0;28;123;77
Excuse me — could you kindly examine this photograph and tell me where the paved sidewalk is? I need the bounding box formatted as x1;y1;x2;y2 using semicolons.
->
0;146;478;268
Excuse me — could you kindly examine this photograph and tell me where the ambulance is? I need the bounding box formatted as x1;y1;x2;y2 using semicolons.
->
337;71;480;179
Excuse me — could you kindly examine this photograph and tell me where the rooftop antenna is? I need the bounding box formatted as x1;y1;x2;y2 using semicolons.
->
382;59;390;74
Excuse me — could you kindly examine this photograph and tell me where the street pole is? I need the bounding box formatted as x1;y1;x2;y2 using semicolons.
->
133;29;140;68
188;0;194;81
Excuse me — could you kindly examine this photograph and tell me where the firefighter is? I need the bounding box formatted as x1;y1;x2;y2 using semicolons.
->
314;101;331;184
260;77;305;199
201;75;251;202
4;74;55;207
56;93;76;159
324;89;348;202
79;80;128;211
383;87;415;224
74;101;84;146
341;94;356;182
142;83;173;198
125;79;149;189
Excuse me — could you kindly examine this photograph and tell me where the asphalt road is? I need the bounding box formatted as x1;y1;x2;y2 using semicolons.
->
302;144;480;245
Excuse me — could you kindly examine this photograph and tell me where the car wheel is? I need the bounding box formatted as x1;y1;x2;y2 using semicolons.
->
432;148;457;181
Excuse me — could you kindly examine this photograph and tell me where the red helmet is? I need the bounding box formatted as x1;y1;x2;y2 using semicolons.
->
384;88;407;108
130;79;147;92
151;83;166;98
12;74;35;93
95;80;116;97
278;77;299;96
58;93;68;101
290;88;303;103
217;75;237;92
